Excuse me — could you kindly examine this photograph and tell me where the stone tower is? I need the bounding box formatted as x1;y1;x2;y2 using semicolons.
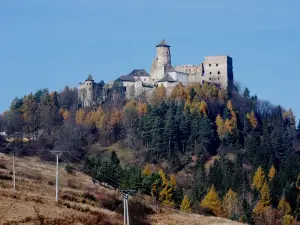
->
78;74;94;107
150;39;172;81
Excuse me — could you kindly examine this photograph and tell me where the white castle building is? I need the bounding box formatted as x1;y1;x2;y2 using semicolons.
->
116;39;234;99
78;39;234;105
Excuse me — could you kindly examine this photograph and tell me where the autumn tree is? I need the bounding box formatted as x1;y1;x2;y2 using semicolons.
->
246;111;258;130
180;195;192;213
200;185;222;216
268;165;276;181
142;163;151;176
253;181;271;214
252;166;265;191
222;188;241;218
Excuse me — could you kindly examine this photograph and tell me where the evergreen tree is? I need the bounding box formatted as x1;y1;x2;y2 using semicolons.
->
164;108;178;157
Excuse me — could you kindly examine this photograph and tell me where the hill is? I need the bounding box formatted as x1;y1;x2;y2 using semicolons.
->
0;154;243;225
1;82;300;224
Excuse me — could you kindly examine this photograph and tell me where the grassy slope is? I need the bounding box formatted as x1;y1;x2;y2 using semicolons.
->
0;153;244;225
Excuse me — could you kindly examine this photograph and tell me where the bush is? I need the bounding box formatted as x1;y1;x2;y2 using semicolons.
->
82;192;97;202
67;178;80;189
0;174;12;180
65;164;76;175
48;180;55;186
0;164;7;169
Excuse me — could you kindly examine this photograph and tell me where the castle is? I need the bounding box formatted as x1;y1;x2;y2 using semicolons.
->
78;39;234;107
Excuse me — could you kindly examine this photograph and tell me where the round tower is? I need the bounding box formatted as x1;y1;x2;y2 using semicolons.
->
150;39;172;81
155;39;171;68
84;74;94;107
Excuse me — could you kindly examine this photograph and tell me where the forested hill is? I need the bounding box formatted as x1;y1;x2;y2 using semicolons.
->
1;82;300;225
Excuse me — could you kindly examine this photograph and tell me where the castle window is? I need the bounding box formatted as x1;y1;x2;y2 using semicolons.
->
218;71;220;74
209;64;211;67
218;77;220;80
209;78;212;80
209;72;212;74
216;64;218;67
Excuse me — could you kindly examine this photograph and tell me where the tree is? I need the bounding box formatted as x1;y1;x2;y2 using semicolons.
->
278;196;291;216
246;111;258;129
254;181;271;214
180;195;192;213
142;163;151;176
268;165;276;181
222;188;241;219
252;166;265;191
200;185;222;216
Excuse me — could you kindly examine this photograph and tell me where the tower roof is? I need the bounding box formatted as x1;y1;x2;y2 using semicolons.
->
156;39;170;48
85;74;94;81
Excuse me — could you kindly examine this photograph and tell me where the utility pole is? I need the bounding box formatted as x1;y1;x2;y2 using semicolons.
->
122;191;130;225
50;151;64;202
13;153;16;191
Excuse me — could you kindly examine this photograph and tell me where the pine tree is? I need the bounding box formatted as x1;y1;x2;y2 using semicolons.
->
252;166;265;191
164;108;177;156
200;185;222;216
180;195;192;213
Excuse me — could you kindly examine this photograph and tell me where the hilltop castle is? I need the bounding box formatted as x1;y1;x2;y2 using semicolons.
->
78;39;234;106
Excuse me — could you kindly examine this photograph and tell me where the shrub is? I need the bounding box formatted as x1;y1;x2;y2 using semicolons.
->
48;180;55;186
82;192;97;202
65;164;76;175
67;178;80;189
0;164;7;169
0;174;12;180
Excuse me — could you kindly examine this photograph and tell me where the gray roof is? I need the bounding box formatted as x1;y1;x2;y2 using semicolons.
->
128;69;150;77
157;74;177;82
119;75;136;82
85;74;94;81
156;39;170;48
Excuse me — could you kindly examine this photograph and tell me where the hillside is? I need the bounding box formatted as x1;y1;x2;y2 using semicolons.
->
0;154;243;225
1;82;300;225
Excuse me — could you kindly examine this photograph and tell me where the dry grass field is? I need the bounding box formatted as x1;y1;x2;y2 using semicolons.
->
0;153;245;225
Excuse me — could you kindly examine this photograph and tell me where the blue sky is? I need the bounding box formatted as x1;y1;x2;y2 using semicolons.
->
0;1;300;119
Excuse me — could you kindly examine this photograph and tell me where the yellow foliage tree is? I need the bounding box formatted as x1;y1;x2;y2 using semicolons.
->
137;102;147;117
246;111;258;129
158;169;168;187
159;185;174;207
75;108;87;125
200;185;222;216
169;174;176;187
227;100;233;111
278;197;292;215
142;163;151;176
158;169;174;207
199;100;208;115
268;165;276;181
223;189;240;218
252;166;265;191
59;108;69;120
282;215;294;225
260;181;271;206
216;114;226;139
180;195;192;213
253;181;271;214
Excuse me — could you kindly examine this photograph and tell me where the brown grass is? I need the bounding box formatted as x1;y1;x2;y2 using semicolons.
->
0;154;244;225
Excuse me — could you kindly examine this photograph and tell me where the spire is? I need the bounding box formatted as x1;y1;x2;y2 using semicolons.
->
156;39;170;48
86;74;94;81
